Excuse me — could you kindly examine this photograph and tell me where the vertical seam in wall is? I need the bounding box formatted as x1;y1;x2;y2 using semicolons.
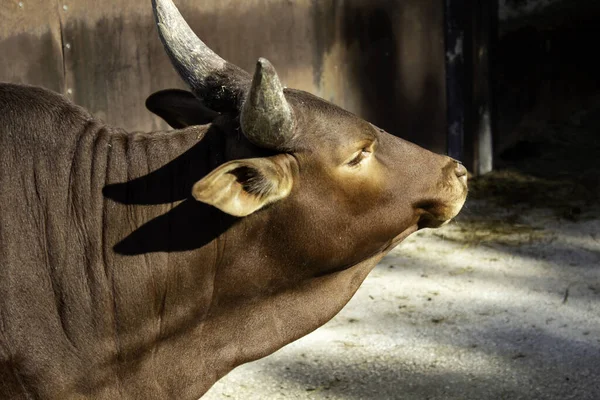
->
57;0;67;94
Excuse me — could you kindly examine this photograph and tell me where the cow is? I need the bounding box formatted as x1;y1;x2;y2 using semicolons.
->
0;0;467;398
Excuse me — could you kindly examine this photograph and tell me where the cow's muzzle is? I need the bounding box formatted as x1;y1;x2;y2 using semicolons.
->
416;159;468;229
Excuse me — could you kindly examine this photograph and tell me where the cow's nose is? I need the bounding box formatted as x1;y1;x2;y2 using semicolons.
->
454;161;467;178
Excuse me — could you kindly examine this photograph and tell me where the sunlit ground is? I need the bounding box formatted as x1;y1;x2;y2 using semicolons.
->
203;197;600;400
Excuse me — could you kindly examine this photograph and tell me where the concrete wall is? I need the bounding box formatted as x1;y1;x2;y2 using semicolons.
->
0;0;447;152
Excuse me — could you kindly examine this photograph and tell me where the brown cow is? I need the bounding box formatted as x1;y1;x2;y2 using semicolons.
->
0;0;467;398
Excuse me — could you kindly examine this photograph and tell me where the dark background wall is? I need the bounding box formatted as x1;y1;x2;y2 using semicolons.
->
486;0;600;204
495;0;600;159
0;0;447;153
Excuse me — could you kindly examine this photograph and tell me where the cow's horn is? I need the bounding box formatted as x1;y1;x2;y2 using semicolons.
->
152;0;250;111
240;58;295;150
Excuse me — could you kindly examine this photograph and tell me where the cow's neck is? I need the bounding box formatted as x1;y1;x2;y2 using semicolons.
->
139;215;386;398
98;126;382;399
211;239;386;362
90;124;231;397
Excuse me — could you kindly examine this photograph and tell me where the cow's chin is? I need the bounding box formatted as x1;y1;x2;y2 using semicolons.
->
417;196;467;229
384;224;420;252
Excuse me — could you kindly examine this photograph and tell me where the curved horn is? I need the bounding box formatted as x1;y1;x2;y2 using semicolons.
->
240;58;295;150
152;0;250;110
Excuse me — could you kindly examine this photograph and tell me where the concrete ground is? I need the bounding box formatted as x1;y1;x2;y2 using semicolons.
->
203;193;600;400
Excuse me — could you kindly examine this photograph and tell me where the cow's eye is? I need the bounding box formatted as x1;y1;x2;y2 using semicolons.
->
347;148;371;167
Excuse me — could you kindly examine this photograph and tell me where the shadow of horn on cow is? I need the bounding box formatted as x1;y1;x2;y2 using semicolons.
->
101;125;240;255
111;200;239;255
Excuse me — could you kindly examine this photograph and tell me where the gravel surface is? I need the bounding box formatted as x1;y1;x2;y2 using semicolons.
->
203;197;600;400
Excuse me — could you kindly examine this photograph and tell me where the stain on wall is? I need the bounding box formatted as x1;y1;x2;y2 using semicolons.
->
0;1;64;92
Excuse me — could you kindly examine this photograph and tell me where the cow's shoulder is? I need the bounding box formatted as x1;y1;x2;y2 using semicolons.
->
0;83;90;118
0;83;97;150
1;82;92;126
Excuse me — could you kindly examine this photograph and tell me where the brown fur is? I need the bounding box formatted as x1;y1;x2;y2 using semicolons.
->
0;81;466;399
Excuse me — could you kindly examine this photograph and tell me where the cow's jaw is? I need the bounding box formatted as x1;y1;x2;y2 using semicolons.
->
384;223;420;252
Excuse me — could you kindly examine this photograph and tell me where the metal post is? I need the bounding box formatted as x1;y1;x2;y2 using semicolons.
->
443;0;467;163
444;0;497;175
471;0;496;175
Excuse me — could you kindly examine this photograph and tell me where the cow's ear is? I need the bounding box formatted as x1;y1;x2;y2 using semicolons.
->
192;154;296;217
145;89;219;128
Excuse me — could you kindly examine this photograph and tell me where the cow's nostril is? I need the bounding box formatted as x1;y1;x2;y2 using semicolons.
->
454;162;467;178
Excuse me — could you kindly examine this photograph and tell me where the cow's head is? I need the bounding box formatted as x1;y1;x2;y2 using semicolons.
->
148;0;467;275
